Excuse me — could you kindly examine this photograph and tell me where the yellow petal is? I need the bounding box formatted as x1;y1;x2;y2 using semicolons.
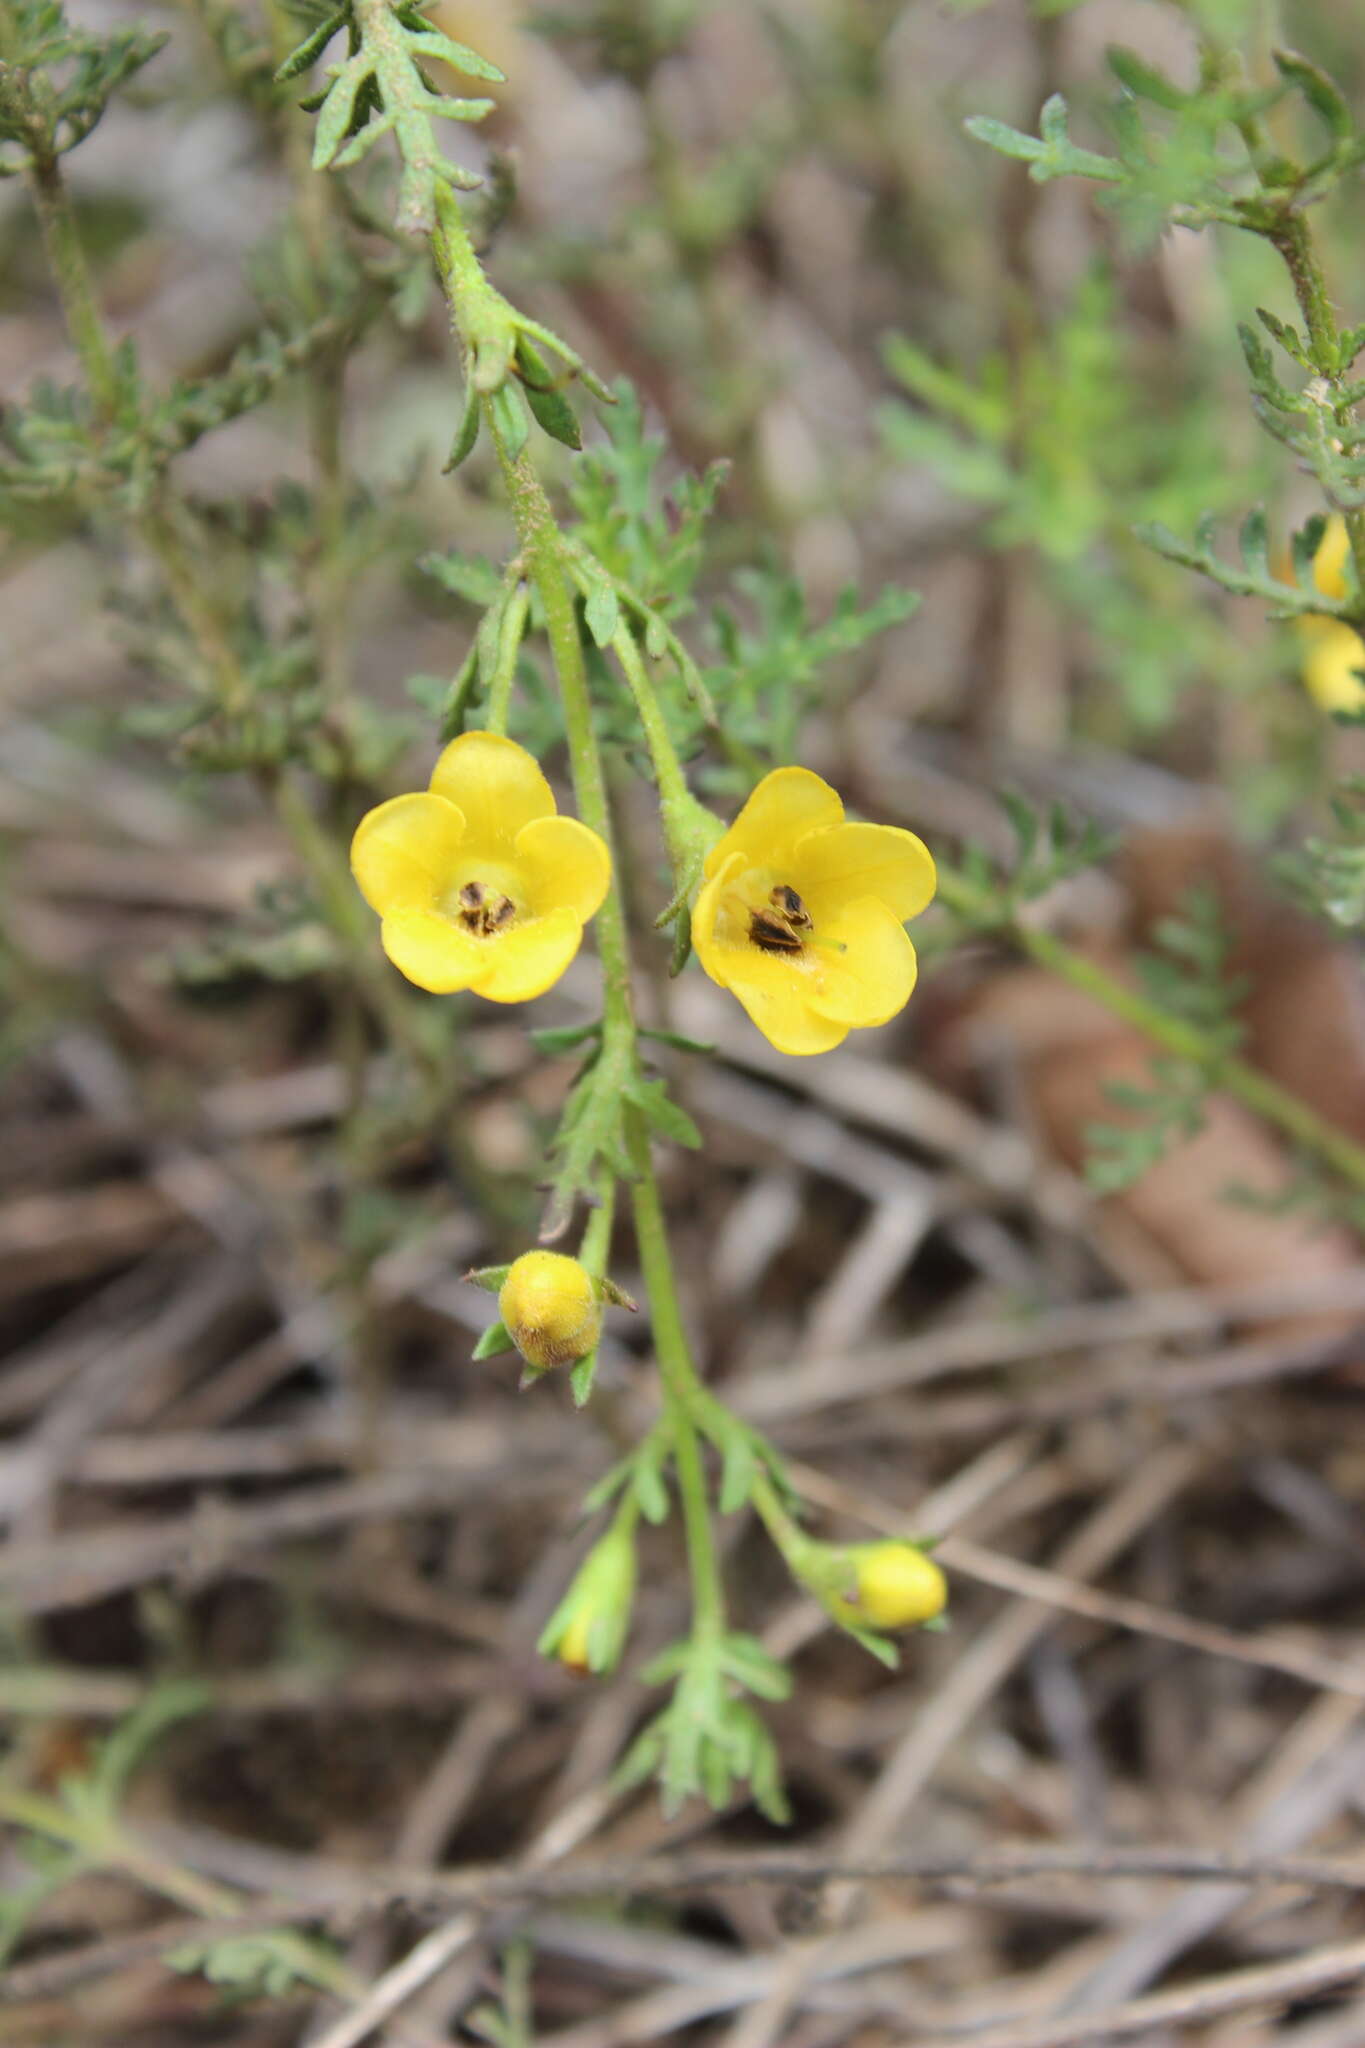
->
702;766;843;877
1302;621;1365;712
1314;515;1352;603
805;896;918;1027
429;730;555;850
470;906;583;1003
380;906;483;992
515;814;612;923
691;852;743;988
794;821;937;924
727;958;850;1056
351;792;467;914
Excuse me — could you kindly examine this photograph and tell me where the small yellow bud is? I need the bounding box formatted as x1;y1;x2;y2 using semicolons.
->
557;1612;592;1671
1301;619;1365;713
849;1543;947;1630
498;1251;601;1373
539;1519;637;1674
1284;517;1365;713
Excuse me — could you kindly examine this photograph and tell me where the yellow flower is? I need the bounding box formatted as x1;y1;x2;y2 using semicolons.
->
498;1250;601;1373
351;730;610;999
1295;517;1365;713
849;1542;947;1630
692;767;936;1056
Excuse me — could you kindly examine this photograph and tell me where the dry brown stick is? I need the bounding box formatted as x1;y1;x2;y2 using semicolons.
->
0;1259;244;1532
0;1655;495;1720
897;1933;1365;2048
937;1537;1365;1699
779;1326;1357;1444
0;1431;573;1613
736;1268;1365;1421
304;1783;620;2048
8;1842;1365;2008
1059;1694;1365;2014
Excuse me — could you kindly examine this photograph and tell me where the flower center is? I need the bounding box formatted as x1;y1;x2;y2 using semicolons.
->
748;883;815;956
456;879;516;937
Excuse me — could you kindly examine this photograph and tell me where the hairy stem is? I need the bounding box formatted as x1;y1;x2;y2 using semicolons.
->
431;190;727;1641
1271;212;1365;594
625;1108;726;1639
23;152;122;423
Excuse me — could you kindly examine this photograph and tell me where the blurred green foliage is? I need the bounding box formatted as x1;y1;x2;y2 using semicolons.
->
882;271;1268;725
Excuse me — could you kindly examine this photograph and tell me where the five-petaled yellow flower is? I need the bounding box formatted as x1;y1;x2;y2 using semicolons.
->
1296;516;1365;713
692;767;936;1056
351;730;610;999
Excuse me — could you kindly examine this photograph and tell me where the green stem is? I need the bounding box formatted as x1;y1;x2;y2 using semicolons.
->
1271;213;1365;595
142;500;253;716
23;149;122;423
937;863;1365;1196
625;1108;726;1640
489;421;725;1634
431;188;727;1642
608;622;693;811
486;582;531;736
1211;36;1365;601
1274;212;1338;370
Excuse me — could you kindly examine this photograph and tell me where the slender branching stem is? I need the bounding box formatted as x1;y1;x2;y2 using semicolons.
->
21;155;122;422
937;864;1365;1198
430;188;728;1642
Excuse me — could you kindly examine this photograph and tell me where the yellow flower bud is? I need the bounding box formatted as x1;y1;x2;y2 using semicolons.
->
557;1612;592;1671
1286;517;1365;713
848;1542;947;1630
498;1250;601;1373
539;1518;637;1674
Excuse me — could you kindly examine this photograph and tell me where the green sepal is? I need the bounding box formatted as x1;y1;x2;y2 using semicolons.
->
516;336;582;451
444;378;481;472
464;1263;512;1295
472;1319;515;1360
569;1346;599;1406
668;902;693;978
843;1624;900;1669
437;644;480;741
489;380;529;463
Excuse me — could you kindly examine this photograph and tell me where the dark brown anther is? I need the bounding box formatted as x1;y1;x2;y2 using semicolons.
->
749;884;814;954
457;880;517;936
